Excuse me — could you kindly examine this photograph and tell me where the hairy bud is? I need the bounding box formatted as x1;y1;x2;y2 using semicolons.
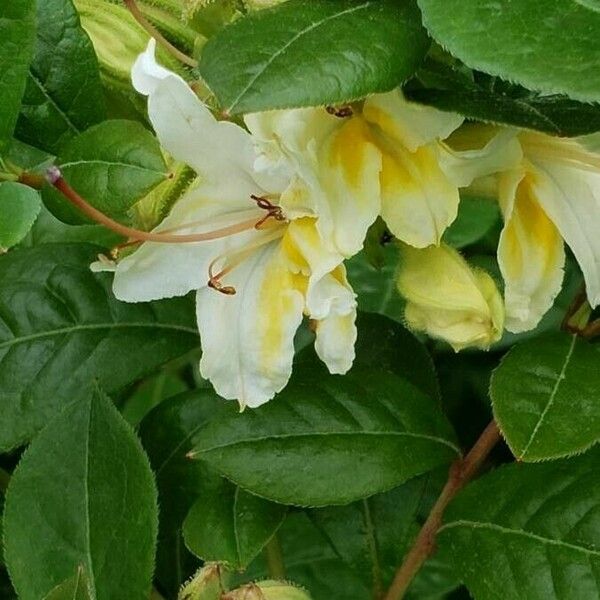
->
224;580;312;600
178;564;227;600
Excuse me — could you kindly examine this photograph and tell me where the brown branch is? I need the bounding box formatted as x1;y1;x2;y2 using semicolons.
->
123;0;198;68
383;421;502;600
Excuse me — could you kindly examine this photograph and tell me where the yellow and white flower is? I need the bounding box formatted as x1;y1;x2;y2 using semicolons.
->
245;91;517;256
497;132;600;332
397;243;505;351
111;40;358;407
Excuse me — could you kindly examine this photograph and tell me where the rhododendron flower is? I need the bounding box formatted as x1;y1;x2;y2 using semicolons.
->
110;40;358;407
397;243;505;351
245;91;516;255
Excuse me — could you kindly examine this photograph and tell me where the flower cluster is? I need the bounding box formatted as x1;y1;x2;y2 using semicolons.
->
105;40;600;407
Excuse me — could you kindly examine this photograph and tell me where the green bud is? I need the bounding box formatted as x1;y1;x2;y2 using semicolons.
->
224;581;312;600
178;564;228;600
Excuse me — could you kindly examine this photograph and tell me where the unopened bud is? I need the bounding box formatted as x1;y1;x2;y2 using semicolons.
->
224;580;312;600
178;564;227;600
397;243;504;351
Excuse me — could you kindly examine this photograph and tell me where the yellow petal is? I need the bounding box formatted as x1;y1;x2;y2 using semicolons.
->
497;167;565;333
397;244;504;350
363;89;463;152
379;143;459;248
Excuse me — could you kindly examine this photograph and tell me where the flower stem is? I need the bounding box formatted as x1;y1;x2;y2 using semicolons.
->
383;421;502;600
265;534;286;580
123;0;198;68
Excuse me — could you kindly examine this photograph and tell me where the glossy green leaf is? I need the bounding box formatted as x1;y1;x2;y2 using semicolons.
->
0;0;36;151
189;368;458;506
442;196;499;250
43;568;91;600
139;391;224;595
16;0;105;153
491;333;600;462
42;120;168;224
199;0;429;114
417;0;600;103
3;389;158;600
439;448;600;599
183;479;287;569
0;243;198;451
309;474;453;596
0;182;41;249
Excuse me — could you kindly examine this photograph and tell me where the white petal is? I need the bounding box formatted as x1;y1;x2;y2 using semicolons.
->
113;181;269;302
380;143;459;248
497;168;565;332
134;41;281;197
524;136;600;306
363;89;463;152
197;241;305;408
314;308;357;375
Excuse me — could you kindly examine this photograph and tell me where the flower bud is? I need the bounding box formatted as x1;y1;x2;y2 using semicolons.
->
224;580;312;600
397;244;504;350
179;564;227;600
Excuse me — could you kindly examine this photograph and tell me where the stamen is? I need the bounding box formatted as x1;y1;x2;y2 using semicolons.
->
48;170;264;244
250;194;286;229
123;0;198;68
206;227;285;296
326;105;354;118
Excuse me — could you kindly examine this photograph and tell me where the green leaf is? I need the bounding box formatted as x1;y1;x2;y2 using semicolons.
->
0;0;36;151
16;0;106;153
139;391;224;595
183;479;287;569
43;568;91;600
308;475;438;595
0;182;41;249
42;120;168;224
408;85;600;138
199;0;430;114
491;332;600;462
439;448;600;600
189;368;458;507
417;0;600;103
0;243;199;451
3;389;158;600
442;196;500;250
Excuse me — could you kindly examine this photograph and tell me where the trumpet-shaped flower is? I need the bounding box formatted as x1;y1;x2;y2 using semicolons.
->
245;91;518;255
397;243;505;351
110;40;358;407
497;132;600;332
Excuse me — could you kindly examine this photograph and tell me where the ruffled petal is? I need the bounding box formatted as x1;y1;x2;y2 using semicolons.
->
197;240;305;408
363;89;463;152
379;143;459;248
497;167;565;333
439;126;523;187
523;134;600;306
314;308;357;374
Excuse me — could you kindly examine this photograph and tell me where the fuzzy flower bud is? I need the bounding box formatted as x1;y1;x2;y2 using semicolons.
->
397;244;504;351
223;581;312;600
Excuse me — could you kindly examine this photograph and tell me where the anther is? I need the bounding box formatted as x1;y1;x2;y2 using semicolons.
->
326;105;353;118
208;278;237;295
250;194;286;229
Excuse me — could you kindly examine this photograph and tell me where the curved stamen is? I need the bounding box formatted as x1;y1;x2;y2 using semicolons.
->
47;168;264;245
207;228;285;295
250;194;287;229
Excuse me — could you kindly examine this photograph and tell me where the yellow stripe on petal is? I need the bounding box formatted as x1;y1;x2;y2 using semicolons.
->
498;169;565;333
379;143;459;248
